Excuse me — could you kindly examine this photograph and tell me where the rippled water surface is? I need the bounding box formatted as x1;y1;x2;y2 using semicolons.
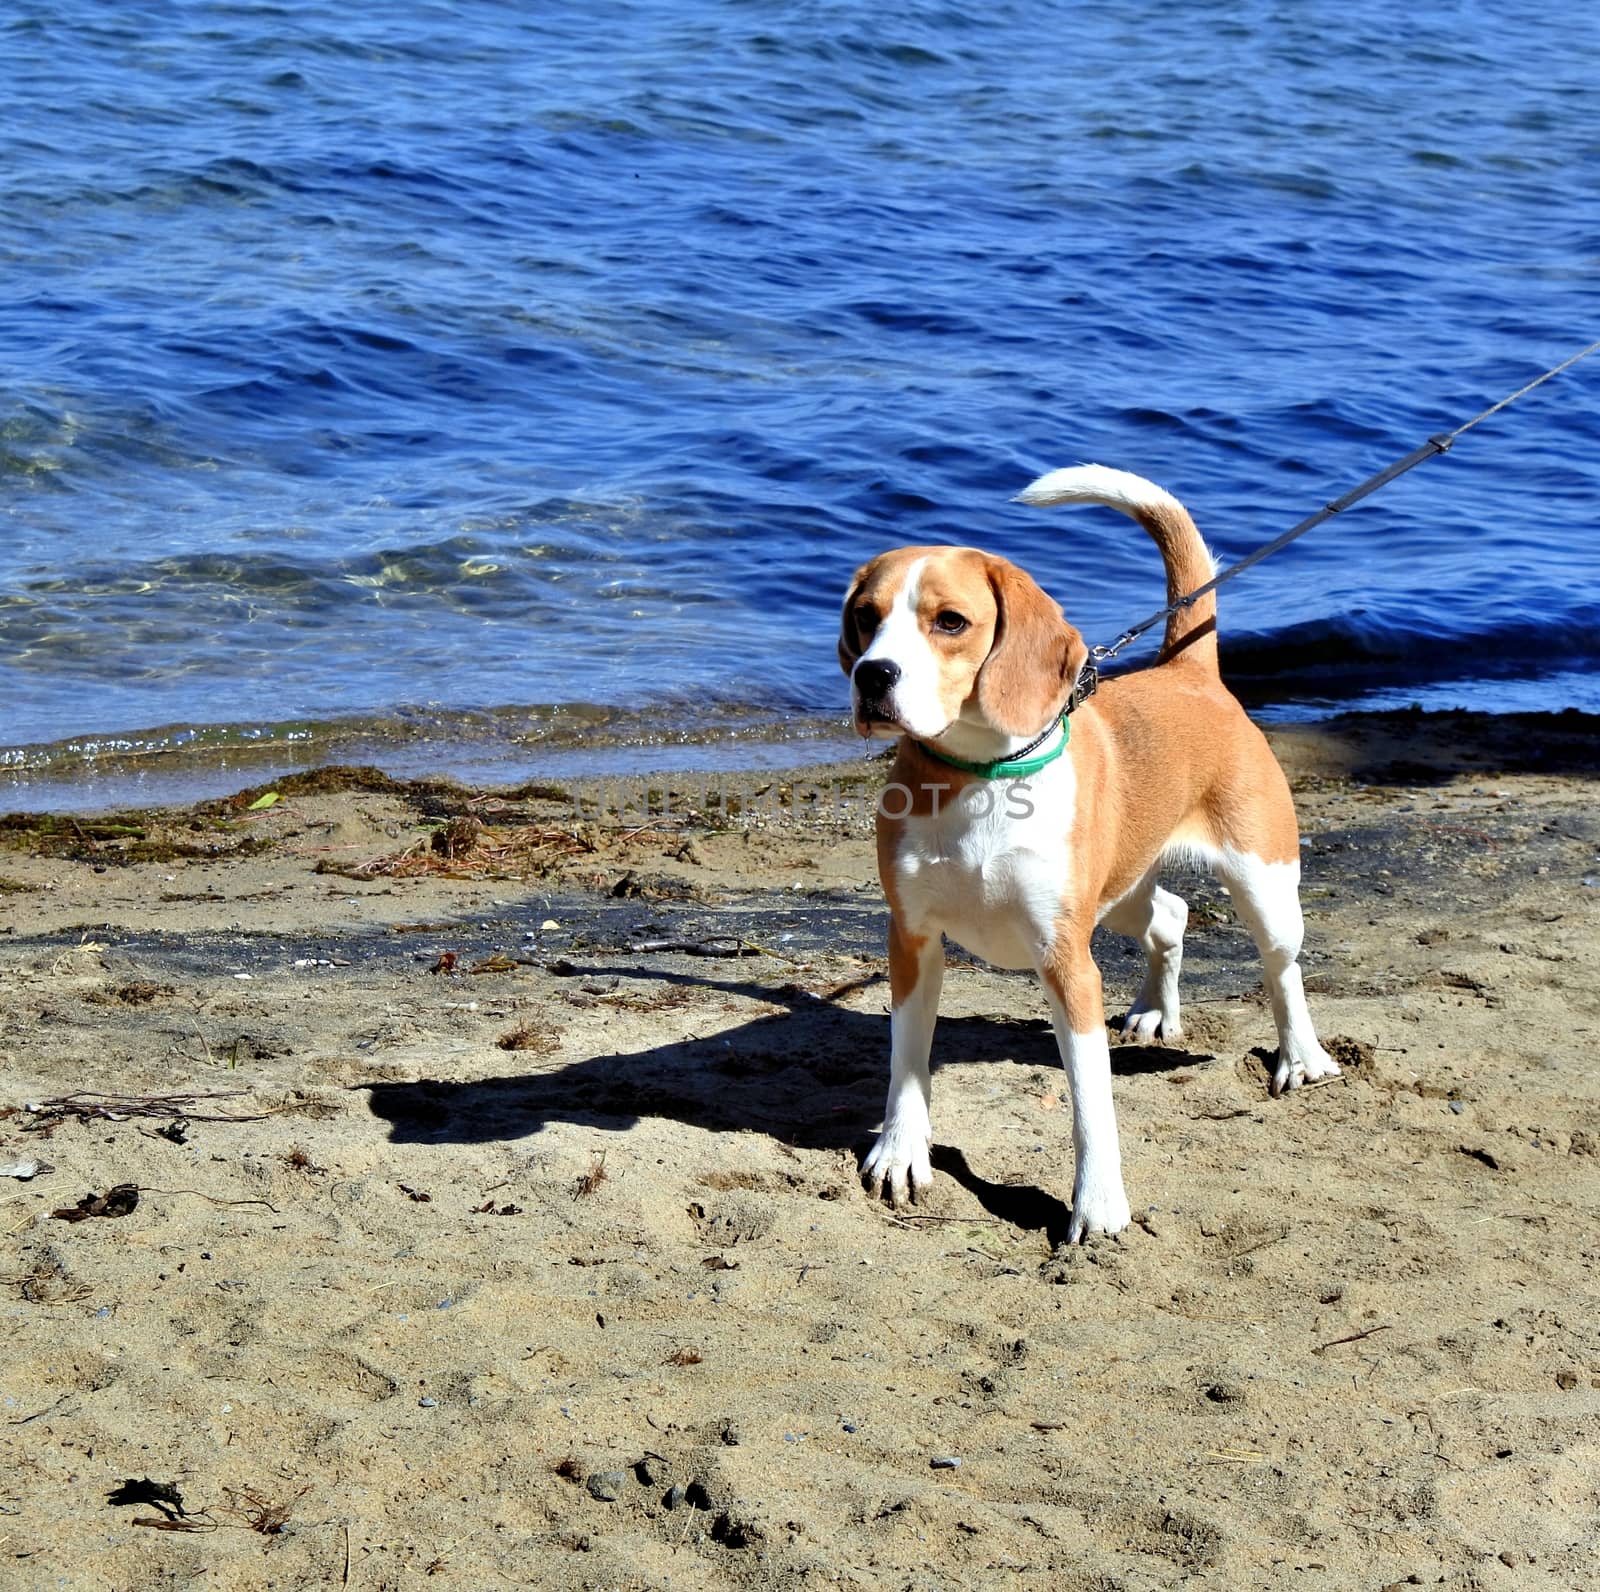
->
4;0;1599;800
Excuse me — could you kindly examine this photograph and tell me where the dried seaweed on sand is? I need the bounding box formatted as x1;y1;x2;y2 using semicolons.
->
316;817;595;880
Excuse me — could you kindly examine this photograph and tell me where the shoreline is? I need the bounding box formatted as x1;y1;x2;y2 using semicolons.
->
3;708;1598;1586
0;703;868;818
8;681;1600;817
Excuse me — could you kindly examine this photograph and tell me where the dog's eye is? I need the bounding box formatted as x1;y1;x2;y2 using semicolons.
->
933;610;969;635
853;604;878;637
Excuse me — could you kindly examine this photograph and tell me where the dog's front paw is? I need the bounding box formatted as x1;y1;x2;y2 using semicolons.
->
1067;1170;1131;1244
862;1123;933;1209
1270;1043;1341;1097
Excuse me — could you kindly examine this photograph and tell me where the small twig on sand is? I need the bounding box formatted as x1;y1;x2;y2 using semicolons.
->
7;1393;77;1425
1222;1226;1290;1260
618;820;679;840
1313;1323;1391;1355
222;1483;308;1536
28;1091;278;1124
139;1187;281;1213
573;1152;608;1200
889;1222;998;1235
624;937;758;958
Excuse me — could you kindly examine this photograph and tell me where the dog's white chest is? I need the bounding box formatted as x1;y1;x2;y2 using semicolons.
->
889;763;1074;971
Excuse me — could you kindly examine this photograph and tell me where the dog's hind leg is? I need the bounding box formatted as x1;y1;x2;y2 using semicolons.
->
1212;849;1338;1096
1101;869;1187;1042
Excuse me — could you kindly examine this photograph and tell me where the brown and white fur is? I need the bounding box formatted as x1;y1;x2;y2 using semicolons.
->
839;465;1337;1242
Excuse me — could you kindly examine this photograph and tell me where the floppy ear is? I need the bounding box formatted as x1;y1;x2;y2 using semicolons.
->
837;567;870;676
975;559;1088;736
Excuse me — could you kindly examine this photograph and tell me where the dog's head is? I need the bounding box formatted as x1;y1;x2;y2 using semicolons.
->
839;547;1087;744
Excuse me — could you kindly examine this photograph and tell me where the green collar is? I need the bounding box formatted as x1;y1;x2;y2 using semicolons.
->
917;712;1071;780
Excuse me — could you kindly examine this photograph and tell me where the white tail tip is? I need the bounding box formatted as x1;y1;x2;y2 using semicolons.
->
1013;463;1179;513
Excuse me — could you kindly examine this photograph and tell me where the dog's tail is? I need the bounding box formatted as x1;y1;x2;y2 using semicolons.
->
1014;464;1218;671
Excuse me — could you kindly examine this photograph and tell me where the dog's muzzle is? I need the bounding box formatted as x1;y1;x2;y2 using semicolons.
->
852;657;902;732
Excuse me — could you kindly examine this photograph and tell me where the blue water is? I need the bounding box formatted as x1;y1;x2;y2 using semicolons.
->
5;0;1600;799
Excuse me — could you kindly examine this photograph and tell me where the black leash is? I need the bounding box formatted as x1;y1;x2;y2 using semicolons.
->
1088;336;1600;671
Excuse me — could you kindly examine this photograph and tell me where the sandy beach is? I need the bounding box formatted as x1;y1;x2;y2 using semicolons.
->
2;709;1598;1590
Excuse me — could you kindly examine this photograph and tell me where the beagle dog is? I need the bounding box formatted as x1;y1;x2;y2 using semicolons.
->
840;465;1337;1242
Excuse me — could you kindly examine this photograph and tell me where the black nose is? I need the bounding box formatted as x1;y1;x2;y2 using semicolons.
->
854;658;901;698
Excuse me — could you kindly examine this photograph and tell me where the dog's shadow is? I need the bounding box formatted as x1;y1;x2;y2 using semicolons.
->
363;963;1209;1242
